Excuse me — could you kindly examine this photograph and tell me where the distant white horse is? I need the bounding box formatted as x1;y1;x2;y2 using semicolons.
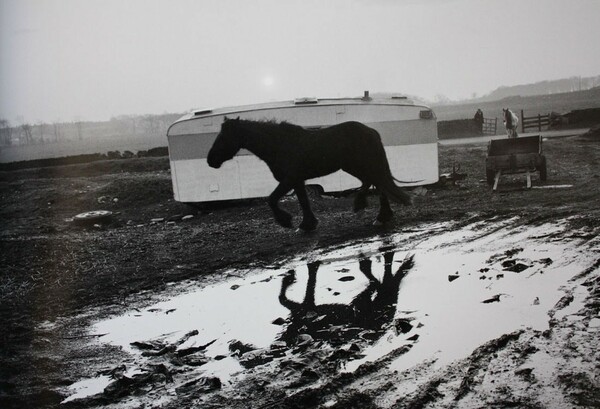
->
502;108;519;138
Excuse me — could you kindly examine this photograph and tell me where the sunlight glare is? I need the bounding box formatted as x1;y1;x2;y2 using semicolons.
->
262;76;275;88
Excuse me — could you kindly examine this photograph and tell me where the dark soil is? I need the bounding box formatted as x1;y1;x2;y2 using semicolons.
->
1;133;599;408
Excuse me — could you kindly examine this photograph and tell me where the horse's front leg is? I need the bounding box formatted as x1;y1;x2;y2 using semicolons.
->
269;182;293;228
295;182;318;231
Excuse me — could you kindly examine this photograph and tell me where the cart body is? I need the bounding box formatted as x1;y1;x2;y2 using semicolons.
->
485;135;547;189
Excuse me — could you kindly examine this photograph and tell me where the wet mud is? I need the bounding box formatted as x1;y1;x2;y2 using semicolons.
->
60;218;599;408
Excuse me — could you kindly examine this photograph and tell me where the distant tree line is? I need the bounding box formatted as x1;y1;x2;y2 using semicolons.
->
0;113;182;147
0;119;13;145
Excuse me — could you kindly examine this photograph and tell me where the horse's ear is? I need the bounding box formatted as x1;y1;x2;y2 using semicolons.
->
223;116;229;122
235;116;240;121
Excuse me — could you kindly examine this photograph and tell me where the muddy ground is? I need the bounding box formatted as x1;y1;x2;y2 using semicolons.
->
1;130;599;408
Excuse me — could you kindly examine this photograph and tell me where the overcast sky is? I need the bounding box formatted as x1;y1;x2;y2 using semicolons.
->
1;0;599;123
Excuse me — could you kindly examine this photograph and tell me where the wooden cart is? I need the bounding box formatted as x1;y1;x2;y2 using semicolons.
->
485;135;547;191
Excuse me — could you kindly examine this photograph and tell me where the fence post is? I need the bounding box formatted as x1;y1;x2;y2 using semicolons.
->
538;114;542;132
521;110;525;133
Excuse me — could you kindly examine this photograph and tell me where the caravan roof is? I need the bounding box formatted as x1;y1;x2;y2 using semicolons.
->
169;95;426;131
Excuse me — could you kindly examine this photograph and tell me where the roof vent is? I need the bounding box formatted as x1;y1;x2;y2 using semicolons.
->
193;108;213;116
294;97;318;105
362;90;372;101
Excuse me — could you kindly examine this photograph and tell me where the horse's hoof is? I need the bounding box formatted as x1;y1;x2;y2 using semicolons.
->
375;214;394;224
299;219;318;232
353;200;368;213
296;228;316;234
276;214;293;228
373;218;393;227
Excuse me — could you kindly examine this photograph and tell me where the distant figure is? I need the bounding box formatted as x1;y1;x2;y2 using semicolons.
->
502;108;519;138
473;109;484;134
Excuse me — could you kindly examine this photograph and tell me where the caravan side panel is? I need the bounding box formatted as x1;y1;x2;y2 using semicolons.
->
167;101;439;202
169;157;241;202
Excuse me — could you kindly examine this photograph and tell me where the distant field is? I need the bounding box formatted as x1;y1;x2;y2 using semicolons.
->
0;112;180;163
0;134;167;163
432;87;600;121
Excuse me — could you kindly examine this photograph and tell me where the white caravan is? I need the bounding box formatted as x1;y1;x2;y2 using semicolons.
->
167;94;438;203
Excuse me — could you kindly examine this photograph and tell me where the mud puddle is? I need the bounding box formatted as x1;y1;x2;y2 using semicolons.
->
61;217;594;406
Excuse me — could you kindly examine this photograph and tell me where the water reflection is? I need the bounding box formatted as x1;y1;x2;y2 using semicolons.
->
65;219;591;405
277;252;414;346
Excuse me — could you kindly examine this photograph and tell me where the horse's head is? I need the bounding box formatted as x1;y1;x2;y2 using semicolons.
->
207;117;243;168
502;108;512;127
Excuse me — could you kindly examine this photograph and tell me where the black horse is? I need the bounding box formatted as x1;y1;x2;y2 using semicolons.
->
207;117;412;231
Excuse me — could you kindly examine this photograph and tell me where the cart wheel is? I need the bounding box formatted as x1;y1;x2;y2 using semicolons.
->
539;156;547;181
486;169;495;185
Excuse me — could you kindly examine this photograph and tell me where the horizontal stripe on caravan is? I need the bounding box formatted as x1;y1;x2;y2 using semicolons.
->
168;119;438;162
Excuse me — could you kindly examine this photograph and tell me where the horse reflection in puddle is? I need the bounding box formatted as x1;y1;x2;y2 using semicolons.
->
277;251;415;347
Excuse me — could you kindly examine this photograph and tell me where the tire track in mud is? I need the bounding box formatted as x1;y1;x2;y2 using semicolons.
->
453;331;525;402
390;257;600;409
246;331;527;409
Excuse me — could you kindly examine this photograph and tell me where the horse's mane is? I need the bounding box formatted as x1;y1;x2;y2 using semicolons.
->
239;119;306;137
238;119;305;134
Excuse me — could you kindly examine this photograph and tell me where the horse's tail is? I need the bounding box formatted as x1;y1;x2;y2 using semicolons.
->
361;123;413;205
379;174;413;206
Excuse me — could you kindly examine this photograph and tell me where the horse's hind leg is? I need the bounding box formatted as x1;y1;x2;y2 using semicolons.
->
295;182;318;231
353;182;370;212
375;192;394;225
269;183;293;228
